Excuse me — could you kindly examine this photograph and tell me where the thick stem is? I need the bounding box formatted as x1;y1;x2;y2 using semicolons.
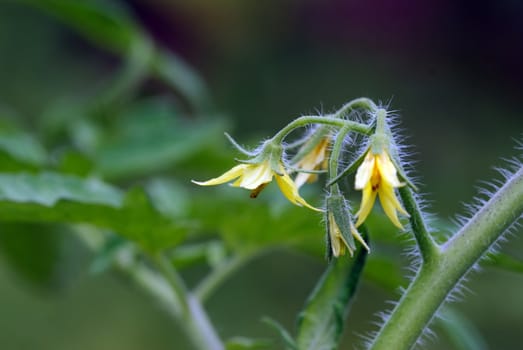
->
369;167;523;350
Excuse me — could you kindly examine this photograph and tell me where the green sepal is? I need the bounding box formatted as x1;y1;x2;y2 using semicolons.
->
224;132;256;157
325;192;356;252
235;140;285;175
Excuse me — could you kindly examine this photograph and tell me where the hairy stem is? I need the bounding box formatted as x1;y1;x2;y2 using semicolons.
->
271;97;378;144
370;167;523;350
272;116;370;145
398;187;440;263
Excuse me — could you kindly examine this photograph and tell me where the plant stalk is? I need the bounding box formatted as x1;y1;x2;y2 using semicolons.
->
370;167;523;350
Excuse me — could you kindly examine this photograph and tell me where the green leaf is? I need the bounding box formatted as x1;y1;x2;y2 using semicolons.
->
56;151;94;176
0;129;47;171
438;308;488;350
151;50;211;111
295;244;368;350
225;337;272;350
146;178;190;218
0;172;186;251
364;254;406;291
484;252;523;274
19;0;142;54
19;0;210;110
168;241;227;270
0;223;64;289
189;189;325;255
94;98;227;179
88;234;128;275
262;318;297;350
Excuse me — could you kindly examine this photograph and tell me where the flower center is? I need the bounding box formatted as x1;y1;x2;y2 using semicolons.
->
371;157;381;191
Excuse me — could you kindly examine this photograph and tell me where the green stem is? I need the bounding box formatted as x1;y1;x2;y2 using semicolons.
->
328;124;352;179
370;167;523;350
398;187;440;263
331;97;378;119
194;251;257;303
271;97;378;145
154;254;224;350
272;116;370;145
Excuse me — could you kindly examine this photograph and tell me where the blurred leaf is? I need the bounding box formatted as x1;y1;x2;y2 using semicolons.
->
262;318;297;350
19;0;141;54
0;172;186;251
364;254;406;291
485;252;523;274
56;151;94;176
146;178;190;218
438;308;488;350
19;0;210;110
0;129;47;171
0;223;63;289
295;246;367;350
89;234;128;275
169;241;227;270
94;98;227;179
225;337;272;350
94;36;153;111
189;189;325;255
151;51;211;111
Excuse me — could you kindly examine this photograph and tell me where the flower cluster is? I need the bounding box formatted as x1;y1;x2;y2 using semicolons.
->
193;103;412;258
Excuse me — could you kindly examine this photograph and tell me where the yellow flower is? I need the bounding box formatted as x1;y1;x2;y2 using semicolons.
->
328;212;369;257
294;137;330;189
354;150;409;228
193;160;322;211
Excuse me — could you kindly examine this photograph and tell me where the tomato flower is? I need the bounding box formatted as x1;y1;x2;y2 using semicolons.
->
354;149;408;228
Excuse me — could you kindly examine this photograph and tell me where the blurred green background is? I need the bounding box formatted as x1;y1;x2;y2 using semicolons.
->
0;1;522;349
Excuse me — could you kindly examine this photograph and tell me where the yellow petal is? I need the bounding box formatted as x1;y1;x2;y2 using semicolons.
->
294;172;312;189
350;222;370;252
294;138;329;189
275;169;322;212
355;152;375;190
378;182;407;228
376;151;402;188
192;164;248;186
355;183;378;227
328;213;353;257
238;161;273;190
328;213;343;257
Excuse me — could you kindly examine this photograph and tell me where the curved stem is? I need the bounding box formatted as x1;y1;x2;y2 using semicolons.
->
398;187;440;263
154;254;224;350
328;124;352;180
370;167;523;350
271;97;378;145
195;251;257;303
332;97;378;119
272;116;370;145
